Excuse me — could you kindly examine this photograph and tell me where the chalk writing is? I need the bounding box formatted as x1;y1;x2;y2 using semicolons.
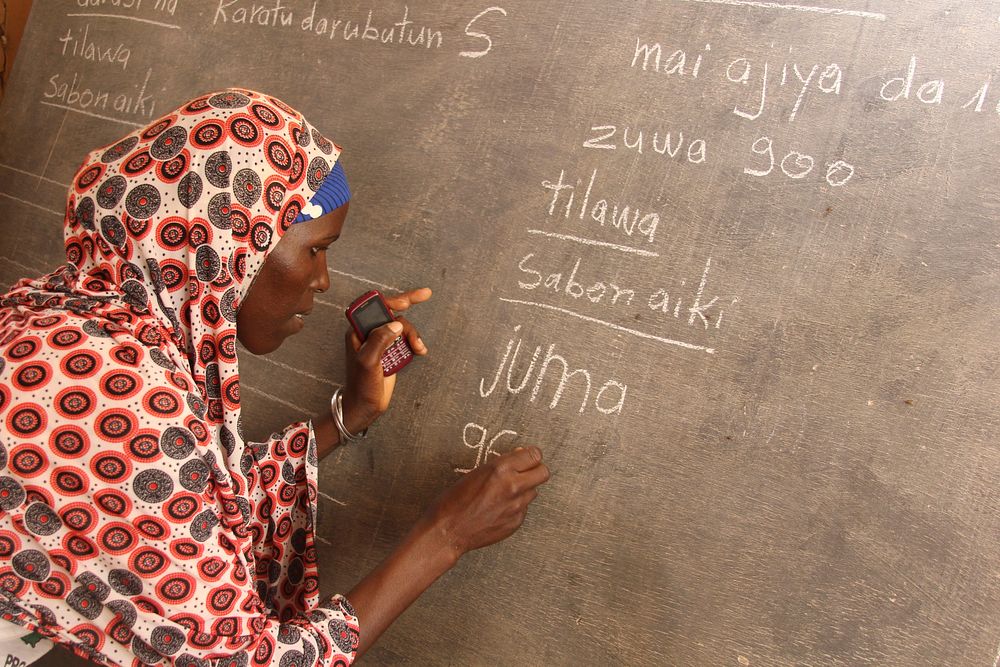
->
43;68;156;119
677;0;887;21
629;36;844;123
301;5;441;46
479;325;628;415
214;0;293;26
628;33;1000;124
516;253;731;332
525;229;659;258
212;2;507;58
58;25;132;70
880;56;944;104
72;0;178;18
961;80;993;113
460;7;507;59
541;169;660;244
724;54;843;122
500;298;718;353
518;255;636;306
77;0;144;8
455;422;517;472
743;136;855;187
583;123;707;164
632;39;711;77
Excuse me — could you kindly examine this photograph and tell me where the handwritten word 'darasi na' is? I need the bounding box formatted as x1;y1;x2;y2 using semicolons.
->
76;0;143;9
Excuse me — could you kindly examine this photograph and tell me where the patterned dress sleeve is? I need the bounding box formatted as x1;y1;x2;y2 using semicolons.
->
0;329;360;666
242;419;364;662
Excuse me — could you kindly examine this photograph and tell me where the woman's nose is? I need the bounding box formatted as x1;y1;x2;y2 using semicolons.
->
313;261;330;293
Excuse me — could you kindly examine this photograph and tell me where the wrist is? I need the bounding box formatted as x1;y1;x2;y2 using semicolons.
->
340;389;378;436
411;513;463;569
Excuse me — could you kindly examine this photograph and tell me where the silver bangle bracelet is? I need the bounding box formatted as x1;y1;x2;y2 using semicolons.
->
330;387;367;442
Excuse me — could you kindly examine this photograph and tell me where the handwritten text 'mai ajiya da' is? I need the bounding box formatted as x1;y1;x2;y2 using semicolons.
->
630;39;1000;124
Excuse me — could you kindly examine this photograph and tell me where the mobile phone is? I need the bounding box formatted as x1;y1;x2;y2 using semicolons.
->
345;290;414;376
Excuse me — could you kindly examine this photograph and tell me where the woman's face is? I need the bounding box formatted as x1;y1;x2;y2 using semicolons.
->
236;203;348;355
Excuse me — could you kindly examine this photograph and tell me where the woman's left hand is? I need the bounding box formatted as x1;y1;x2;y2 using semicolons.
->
341;287;432;434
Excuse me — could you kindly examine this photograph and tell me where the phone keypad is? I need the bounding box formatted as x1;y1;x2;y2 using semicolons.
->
381;336;414;376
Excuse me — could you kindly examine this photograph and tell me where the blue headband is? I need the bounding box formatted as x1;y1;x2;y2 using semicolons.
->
293;160;350;224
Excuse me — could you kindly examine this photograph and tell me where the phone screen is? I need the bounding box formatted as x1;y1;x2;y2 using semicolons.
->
353;297;393;338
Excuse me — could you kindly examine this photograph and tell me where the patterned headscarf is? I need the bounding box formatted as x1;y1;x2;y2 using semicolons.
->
5;88;341;453
0;89;360;663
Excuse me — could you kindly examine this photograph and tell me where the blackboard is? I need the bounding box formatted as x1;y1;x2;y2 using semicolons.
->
2;1;1000;664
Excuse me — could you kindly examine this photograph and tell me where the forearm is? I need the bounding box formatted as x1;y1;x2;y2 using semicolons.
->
346;518;460;659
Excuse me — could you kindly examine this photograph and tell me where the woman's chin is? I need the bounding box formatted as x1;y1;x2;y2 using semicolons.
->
236;331;289;356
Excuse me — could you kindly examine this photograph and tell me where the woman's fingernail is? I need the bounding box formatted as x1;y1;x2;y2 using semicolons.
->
388;322;403;334
417;337;427;352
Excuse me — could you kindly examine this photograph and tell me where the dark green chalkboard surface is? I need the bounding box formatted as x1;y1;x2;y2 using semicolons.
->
2;1;999;664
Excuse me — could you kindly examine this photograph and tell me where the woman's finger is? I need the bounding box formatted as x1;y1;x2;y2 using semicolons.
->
500;446;544;473
358;321;404;369
383;287;432;312
517;463;551;492
393;315;427;355
344;328;363;353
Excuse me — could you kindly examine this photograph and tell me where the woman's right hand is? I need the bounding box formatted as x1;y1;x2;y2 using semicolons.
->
341;288;432;434
425;446;550;558
344;446;549;657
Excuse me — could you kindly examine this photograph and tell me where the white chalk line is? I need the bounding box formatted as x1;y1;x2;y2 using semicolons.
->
0;164;70;188
327;268;400;293
39;101;144;128
526;229;660;257
314;295;347;310
677;0;887;20
256;355;340;388
65;12;182;30
40;111;69;192
317;491;347;506
241;384;311;415
499;297;716;354
0;192;63;217
0;255;44;277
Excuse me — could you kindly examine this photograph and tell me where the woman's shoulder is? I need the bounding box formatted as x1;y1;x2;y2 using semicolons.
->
0;310;200;424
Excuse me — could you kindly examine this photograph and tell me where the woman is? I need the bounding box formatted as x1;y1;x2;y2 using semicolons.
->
0;89;549;665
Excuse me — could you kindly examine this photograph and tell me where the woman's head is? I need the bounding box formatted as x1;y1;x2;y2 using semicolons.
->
64;89;346;355
58;88;347;425
236;202;347;354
